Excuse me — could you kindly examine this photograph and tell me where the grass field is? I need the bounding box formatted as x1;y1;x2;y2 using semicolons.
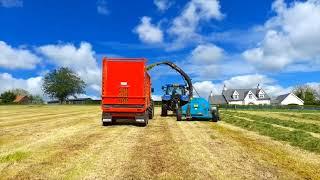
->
1;106;320;179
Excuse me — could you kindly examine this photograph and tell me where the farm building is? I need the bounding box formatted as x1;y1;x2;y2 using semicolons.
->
47;98;101;104
13;95;30;104
209;84;271;105
272;93;304;105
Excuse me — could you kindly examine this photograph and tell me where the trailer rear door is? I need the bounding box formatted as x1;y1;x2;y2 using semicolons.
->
102;58;146;106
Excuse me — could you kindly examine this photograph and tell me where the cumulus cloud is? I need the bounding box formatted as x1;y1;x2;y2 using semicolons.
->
0;41;41;69
190;44;224;64
0;73;43;95
243;0;320;71
168;0;223;49
37;42;101;93
193;81;221;98
223;74;273;89
152;94;162;101
97;0;109;15
154;0;172;11
134;16;164;44
0;0;23;8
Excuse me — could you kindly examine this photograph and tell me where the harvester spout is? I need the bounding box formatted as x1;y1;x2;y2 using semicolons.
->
147;61;193;99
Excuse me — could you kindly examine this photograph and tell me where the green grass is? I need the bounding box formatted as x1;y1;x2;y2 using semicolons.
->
0;151;30;163
224;111;320;134
222;114;320;153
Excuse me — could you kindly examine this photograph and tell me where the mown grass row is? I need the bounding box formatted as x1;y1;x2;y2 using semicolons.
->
223;111;320;134
221;114;320;153
276;113;320;121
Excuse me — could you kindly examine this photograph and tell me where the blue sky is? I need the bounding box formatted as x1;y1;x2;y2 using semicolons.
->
0;0;319;100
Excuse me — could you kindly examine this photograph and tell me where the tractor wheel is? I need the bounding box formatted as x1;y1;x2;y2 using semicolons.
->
176;108;182;121
149;101;154;119
161;104;168;117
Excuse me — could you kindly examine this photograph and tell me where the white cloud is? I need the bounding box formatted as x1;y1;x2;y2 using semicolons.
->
0;41;41;69
193;81;220;98
243;0;320;71
0;73;43;95
223;74;274;89
37;42;101;93
168;0;223;49
152;94;162;101
97;0;109;15
154;0;172;11
190;44;224;64
0;0;22;7
134;16;164;44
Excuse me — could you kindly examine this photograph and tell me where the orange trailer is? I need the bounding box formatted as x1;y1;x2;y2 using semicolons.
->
101;58;154;126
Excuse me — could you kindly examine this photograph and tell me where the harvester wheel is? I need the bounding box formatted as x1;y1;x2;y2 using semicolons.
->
161;104;168;117
176;108;182;121
211;112;219;122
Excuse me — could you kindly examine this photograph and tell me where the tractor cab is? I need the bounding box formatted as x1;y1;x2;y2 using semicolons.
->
161;84;189;116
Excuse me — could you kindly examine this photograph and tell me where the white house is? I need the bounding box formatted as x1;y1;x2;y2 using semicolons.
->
209;84;271;105
273;93;304;105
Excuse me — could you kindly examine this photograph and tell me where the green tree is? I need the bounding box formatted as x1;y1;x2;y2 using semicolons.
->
42;67;86;104
29;95;44;104
293;85;317;105
0;91;16;103
11;88;30;96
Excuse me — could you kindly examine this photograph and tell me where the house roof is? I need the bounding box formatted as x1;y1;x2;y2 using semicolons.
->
274;93;304;104
275;93;290;102
208;95;227;105
14;95;28;103
222;88;271;102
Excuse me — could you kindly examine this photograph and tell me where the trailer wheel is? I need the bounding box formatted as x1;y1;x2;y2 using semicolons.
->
141;112;149;127
102;122;113;126
176;108;182;121
161;104;168;117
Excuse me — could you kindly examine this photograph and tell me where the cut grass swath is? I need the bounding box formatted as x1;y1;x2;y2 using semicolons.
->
221;114;320;153
276;113;320;121
224;111;320;134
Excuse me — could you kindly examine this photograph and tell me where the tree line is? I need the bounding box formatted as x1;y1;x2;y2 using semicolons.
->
293;85;320;105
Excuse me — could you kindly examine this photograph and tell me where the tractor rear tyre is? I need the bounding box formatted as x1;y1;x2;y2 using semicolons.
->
149;101;154;119
161;104;168;117
176;108;182;121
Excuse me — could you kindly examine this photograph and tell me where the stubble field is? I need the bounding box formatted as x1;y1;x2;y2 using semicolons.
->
1;105;320;179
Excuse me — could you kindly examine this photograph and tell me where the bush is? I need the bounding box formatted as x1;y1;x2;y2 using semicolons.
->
0;91;16;104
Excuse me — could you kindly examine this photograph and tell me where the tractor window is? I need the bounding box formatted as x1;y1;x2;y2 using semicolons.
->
166;87;185;95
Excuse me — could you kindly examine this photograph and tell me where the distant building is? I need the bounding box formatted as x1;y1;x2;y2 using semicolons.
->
13;95;30;104
209;84;271;105
47;98;101;104
272;93;304;105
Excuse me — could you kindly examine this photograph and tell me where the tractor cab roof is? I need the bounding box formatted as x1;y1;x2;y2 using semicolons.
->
165;84;186;88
